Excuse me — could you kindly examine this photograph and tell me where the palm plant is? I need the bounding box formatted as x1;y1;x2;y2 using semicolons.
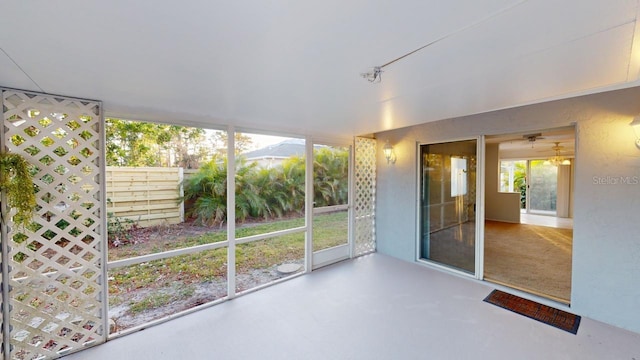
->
313;147;348;207
274;156;305;214
184;147;348;226
183;155;227;226
234;158;269;221
247;167;284;219
184;156;277;225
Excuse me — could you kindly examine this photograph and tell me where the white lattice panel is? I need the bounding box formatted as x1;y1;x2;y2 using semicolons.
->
1;254;4;359
354;137;376;256
2;90;105;359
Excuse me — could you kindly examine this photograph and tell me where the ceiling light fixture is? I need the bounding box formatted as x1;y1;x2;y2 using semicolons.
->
361;66;383;83
361;38;445;83
543;142;570;166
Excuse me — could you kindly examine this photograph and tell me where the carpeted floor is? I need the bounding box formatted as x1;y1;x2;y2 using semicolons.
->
427;220;573;302
484;220;573;303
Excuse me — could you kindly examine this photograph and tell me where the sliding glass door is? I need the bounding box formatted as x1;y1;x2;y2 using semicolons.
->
500;159;558;214
419;140;477;274
528;160;557;214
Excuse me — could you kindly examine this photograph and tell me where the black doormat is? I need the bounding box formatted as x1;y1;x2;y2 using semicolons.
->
483;289;581;334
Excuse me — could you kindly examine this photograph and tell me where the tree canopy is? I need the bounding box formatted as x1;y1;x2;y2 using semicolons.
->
105;118;211;167
105;119;256;168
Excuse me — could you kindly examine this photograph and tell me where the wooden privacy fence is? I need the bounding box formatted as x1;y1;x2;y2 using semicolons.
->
106;167;186;227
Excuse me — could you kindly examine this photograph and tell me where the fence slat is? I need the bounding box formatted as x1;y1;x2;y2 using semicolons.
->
106;167;184;227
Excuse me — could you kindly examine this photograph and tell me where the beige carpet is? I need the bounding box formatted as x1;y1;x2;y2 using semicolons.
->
484;221;573;303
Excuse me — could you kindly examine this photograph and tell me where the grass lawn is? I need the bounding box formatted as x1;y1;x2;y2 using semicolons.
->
107;210;348;331
109;210;347;261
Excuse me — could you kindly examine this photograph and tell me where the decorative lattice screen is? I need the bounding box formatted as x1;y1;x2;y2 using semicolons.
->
1;90;105;359
354;137;376;256
1;255;4;359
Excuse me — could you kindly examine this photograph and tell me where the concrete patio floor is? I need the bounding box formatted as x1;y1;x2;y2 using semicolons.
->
65;254;640;359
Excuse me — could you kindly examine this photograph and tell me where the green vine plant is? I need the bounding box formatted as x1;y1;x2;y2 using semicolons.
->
0;152;37;228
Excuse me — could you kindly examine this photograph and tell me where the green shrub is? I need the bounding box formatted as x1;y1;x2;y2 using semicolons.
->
184;148;348;226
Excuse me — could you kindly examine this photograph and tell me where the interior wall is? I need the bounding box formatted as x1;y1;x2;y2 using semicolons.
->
485;143;521;223
375;85;640;334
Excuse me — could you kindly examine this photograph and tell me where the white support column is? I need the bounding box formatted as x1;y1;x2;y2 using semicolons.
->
304;136;313;273
475;135;486;280
348;143;355;258
98;101;109;347
227;126;236;298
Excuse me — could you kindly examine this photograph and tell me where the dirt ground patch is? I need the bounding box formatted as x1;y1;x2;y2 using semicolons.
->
109;263;302;333
107;219;305;333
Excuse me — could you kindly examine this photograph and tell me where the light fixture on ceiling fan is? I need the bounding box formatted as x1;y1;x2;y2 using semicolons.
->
522;133;544;148
543;142;571;166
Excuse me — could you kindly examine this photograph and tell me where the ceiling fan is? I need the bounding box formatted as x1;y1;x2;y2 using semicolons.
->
522;133;545;147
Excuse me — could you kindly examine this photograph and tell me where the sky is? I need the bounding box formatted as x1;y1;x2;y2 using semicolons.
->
245;133;291;150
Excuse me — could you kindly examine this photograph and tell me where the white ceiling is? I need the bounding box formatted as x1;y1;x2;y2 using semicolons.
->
488;126;575;159
2;1;640;142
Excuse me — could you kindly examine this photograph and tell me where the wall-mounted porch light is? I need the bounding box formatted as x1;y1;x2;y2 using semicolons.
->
631;117;640;149
383;140;396;164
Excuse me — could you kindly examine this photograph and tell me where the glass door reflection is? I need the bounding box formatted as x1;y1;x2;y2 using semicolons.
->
420;140;477;274
528;160;558;214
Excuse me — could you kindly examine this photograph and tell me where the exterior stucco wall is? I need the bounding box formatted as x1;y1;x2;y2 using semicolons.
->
374;86;640;334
